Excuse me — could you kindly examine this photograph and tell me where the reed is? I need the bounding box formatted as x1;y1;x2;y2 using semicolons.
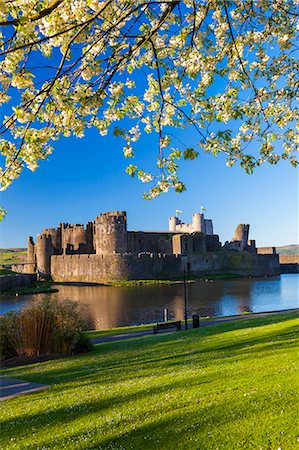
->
0;298;91;359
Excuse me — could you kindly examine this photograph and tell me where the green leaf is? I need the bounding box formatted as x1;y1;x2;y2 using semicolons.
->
113;127;125;137
125;164;137;177
183;148;198;160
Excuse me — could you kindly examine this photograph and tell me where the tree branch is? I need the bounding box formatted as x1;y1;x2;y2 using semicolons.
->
0;0;65;26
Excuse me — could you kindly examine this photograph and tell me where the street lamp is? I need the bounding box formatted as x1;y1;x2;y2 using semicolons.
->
183;266;188;330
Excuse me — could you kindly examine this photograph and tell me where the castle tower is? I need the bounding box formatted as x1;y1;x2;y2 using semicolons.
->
169;216;179;232
27;236;35;263
95;211;128;255
192;213;205;232
61;224;87;254
36;234;54;276
232;224;250;250
42;227;62;254
26;236;36;274
204;219;213;235
86;221;95;253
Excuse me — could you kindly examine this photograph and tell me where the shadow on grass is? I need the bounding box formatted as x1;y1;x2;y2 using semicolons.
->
1;383;296;450
0;313;298;448
1;312;298;387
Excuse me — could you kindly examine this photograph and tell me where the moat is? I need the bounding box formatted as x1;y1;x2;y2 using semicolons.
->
1;274;298;329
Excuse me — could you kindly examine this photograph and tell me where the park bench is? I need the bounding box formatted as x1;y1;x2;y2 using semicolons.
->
153;320;182;334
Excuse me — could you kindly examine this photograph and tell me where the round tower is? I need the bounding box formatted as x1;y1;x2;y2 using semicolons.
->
95;211;128;255
36;234;54;276
169;216;177;232
192;213;205;233
42;227;62;253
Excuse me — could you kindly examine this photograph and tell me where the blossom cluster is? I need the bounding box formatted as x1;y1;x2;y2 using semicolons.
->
0;0;298;200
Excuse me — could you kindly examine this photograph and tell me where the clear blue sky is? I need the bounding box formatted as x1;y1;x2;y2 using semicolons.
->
1;123;298;248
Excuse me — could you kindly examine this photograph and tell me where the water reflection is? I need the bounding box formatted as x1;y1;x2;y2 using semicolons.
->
1;274;298;329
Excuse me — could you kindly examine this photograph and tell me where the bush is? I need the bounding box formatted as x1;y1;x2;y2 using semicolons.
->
73;333;94;354
0;298;92;360
0;315;18;360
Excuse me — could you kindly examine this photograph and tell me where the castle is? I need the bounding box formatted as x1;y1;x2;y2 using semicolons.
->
25;211;280;282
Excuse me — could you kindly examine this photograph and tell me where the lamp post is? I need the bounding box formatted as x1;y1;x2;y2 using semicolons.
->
183;266;188;330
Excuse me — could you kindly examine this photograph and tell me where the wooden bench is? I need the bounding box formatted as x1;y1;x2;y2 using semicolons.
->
153;320;182;334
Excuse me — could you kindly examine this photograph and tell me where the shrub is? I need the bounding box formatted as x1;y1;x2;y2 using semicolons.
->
0;315;18;360
0;298;92;360
73;333;94;354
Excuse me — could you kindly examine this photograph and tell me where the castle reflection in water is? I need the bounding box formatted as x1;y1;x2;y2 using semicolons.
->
2;274;298;329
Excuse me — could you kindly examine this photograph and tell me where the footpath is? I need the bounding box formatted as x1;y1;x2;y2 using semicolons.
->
91;308;299;344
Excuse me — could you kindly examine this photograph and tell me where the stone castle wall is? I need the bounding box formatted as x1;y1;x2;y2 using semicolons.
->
12;262;36;274
127;232;173;254
279;254;299;273
50;251;280;283
50;253;185;282
257;247;276;255
1;273;36;291
278;255;299;264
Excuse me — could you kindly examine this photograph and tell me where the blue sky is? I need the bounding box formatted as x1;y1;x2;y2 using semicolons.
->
1;123;298;248
1;5;298;249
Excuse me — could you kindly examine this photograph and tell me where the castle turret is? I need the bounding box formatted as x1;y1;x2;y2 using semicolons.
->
232;224;250;251
42;227;62;254
26;236;36;274
169;216;179;232
192;213;205;232
204;219;213;235
36;234;54;276
27;236;35;263
95;211;128;255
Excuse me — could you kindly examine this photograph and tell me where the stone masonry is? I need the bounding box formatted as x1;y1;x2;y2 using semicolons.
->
26;211;280;282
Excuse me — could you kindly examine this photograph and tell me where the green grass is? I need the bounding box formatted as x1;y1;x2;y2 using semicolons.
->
0;312;298;449
0;281;59;296
109;279;180;286
0;268;18;276
86;313;257;340
109;274;245;286
0;249;27;266
275;244;299;255
1;286;59;296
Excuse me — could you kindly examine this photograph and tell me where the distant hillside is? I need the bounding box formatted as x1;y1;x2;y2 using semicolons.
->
0;248;27;266
275;245;299;255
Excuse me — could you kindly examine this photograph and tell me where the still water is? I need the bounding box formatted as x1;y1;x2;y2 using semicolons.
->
1;274;298;329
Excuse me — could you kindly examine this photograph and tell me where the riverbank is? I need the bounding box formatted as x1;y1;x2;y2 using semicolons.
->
0;273;243;293
0;273;249;293
108;273;246;286
1;311;298;449
0;281;58;296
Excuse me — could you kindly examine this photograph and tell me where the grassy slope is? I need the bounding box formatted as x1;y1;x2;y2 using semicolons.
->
275;244;299;255
0;249;27;266
0;312;298;450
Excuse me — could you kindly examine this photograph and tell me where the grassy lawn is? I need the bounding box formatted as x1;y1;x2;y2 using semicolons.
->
0;268;18;276
0;249;27;266
0;281;59;296
0;312;298;449
108;274;245;285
